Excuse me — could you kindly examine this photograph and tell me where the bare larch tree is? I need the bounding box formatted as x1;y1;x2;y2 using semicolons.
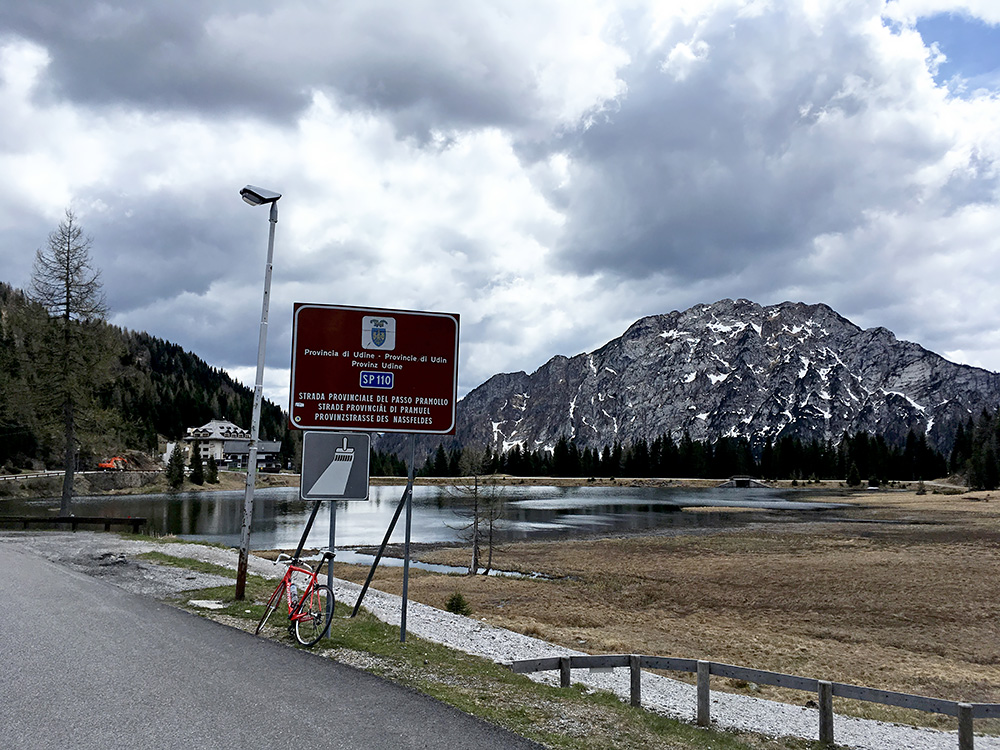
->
449;447;507;574
29;210;108;513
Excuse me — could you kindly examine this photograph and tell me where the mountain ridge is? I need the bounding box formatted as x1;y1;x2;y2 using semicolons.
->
447;298;1000;456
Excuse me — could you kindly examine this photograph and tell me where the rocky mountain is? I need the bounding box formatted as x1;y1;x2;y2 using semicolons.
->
453;299;1000;456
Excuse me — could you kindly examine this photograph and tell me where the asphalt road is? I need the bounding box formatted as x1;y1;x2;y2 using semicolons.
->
0;544;541;750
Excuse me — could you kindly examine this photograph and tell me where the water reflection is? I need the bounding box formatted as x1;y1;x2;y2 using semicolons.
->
7;484;843;550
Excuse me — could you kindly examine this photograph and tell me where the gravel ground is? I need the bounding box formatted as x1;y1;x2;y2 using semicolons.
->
3;531;992;750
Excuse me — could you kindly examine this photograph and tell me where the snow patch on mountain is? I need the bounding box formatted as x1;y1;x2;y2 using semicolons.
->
431;299;1000;457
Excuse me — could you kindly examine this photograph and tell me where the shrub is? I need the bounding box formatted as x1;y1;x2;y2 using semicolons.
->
445;591;472;616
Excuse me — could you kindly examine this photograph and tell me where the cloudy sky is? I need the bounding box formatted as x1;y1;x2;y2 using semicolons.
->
3;0;1000;410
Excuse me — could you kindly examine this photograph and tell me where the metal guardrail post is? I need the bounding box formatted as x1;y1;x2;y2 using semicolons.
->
560;657;571;688
958;703;974;750
818;680;834;745
697;661;711;727
629;655;641;707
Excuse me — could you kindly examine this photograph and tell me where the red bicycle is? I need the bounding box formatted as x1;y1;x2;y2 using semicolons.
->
255;549;335;647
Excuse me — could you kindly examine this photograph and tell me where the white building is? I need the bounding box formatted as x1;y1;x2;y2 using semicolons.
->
185;419;283;471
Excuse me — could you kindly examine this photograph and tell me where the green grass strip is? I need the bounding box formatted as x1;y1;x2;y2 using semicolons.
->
165;574;820;750
137;551;238;579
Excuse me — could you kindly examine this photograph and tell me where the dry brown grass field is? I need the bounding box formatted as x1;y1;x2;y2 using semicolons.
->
328;485;1000;729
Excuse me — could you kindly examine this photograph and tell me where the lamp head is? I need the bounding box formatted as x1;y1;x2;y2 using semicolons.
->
240;185;282;206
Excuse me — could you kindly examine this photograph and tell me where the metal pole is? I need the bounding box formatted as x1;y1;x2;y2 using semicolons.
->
400;434;415;642
292;496;324;563
235;200;278;600
327;499;337;623
351;485;407;617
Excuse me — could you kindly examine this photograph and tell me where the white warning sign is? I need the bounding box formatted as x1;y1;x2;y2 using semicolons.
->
300;432;370;500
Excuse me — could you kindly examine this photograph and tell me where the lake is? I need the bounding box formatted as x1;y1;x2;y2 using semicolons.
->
6;484;844;551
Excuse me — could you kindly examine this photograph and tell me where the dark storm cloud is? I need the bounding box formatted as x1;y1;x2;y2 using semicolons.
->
79;193;260;314
72;200;260;376
0;0;545;133
6;0;1000;393
0;2;289;114
3;215;56;291
543;4;986;284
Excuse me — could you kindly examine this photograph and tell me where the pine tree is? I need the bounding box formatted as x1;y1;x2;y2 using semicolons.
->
189;439;204;485
166;444;186;489
599;445;612;476
967;410;1000;490
448;447;462;476
205;455;219;484
552;435;571;476
0;289;39;468
432;444;449;476
846;462;861;487
951;418;974;474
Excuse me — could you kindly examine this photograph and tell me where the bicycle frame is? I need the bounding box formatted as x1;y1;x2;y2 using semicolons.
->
282;560;320;622
256;550;335;643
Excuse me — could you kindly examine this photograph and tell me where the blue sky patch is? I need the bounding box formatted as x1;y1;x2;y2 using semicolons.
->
916;13;1000;92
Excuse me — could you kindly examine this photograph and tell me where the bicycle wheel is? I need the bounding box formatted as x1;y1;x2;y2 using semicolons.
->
255;581;287;635
293;584;334;647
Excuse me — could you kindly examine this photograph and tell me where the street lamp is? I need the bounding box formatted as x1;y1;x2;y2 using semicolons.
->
235;184;281;600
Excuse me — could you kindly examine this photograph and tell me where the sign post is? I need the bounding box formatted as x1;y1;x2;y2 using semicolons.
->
297;431;371;623
290;303;459;641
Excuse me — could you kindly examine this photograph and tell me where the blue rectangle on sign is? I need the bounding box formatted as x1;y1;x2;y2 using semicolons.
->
360;371;394;389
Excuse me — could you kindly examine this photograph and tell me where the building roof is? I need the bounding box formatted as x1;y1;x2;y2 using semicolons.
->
186;419;250;441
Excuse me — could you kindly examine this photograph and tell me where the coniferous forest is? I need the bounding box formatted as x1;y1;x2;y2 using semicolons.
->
4;276;1000;488
419;430;947;484
418;413;1000;489
0;282;292;470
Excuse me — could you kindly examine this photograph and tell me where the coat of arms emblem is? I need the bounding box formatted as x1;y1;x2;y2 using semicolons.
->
371;319;387;347
362;316;396;350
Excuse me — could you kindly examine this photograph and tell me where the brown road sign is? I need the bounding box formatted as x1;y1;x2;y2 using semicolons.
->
290;303;459;434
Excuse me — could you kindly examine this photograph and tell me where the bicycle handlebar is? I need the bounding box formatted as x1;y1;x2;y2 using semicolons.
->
273;549;335;566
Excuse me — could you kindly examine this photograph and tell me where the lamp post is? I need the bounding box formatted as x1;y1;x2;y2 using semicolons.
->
235;184;281;600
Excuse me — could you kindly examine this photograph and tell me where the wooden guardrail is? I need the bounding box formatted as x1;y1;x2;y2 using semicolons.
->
0;516;147;533
508;654;993;748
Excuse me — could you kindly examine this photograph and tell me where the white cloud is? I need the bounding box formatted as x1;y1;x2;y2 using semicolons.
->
885;0;1000;25
2;0;1000;420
